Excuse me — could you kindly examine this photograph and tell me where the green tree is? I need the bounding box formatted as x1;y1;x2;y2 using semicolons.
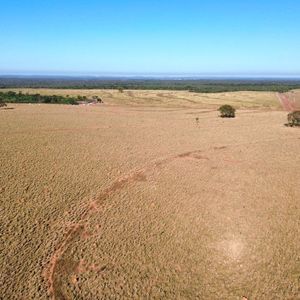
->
0;96;7;108
218;105;236;118
287;111;300;127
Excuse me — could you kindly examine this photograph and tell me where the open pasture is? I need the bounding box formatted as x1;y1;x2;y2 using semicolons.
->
1;88;285;109
0;93;300;299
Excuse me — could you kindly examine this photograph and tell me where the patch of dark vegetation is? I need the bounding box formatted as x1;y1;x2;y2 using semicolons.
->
92;95;103;103
1;77;300;93
0;91;79;105
76;95;103;104
0;96;7;108
285;111;300;127
218;105;236;118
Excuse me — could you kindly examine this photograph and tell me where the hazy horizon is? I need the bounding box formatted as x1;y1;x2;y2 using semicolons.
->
0;72;300;80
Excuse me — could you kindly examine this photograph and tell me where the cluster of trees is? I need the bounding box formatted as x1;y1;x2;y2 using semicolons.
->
0;96;7;107
77;95;103;103
0;91;79;105
1;77;300;93
187;84;298;93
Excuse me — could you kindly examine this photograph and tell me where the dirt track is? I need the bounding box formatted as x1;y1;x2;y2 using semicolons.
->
1;103;300;299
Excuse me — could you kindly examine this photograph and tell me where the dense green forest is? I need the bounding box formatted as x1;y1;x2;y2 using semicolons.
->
1;77;300;93
0;91;79;105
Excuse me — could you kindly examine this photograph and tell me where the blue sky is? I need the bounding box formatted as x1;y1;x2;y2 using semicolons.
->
0;0;299;76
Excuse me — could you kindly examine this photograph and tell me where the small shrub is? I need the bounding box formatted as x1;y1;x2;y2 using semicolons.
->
0;96;7;108
118;87;124;93
91;96;103;103
218;104;235;118
286;111;300;127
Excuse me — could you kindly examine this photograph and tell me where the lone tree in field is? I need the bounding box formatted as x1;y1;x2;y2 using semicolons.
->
0;96;7;108
218;104;236;118
286;111;300;127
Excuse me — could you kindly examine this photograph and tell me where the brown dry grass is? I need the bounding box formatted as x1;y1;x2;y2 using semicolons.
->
0;97;300;299
1;88;282;109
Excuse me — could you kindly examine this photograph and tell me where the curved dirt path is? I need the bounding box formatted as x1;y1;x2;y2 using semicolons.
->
43;133;300;299
277;93;296;111
44;149;205;299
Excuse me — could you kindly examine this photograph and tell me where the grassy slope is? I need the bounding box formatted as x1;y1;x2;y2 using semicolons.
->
0;88;282;109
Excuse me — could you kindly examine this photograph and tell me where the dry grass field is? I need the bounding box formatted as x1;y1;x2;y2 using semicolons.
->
1;91;300;299
1;88;285;109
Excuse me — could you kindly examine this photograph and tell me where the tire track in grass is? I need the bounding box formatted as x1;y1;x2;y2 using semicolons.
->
277;93;296;111
43;136;298;299
44;149;207;299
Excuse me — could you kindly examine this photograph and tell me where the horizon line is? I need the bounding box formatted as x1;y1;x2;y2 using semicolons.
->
1;73;300;79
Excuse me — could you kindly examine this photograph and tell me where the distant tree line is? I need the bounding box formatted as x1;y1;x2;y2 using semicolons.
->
0;91;79;105
1;77;300;93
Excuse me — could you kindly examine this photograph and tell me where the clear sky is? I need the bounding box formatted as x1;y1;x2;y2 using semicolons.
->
0;0;299;76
